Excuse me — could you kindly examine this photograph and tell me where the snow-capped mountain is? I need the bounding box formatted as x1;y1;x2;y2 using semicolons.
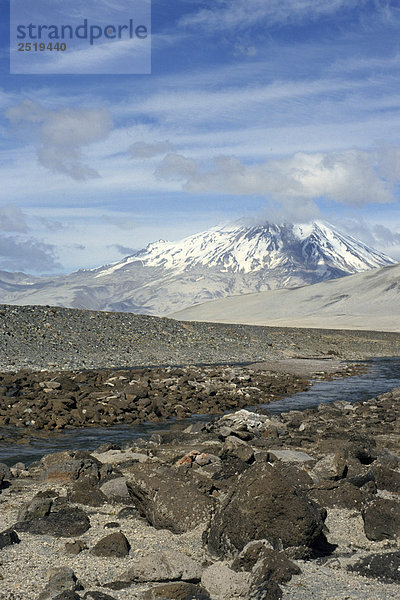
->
0;221;396;315
95;221;393;278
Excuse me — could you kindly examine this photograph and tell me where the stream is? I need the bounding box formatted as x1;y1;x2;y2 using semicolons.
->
0;357;399;466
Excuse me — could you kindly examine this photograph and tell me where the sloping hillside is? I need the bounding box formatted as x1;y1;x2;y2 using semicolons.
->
171;264;400;332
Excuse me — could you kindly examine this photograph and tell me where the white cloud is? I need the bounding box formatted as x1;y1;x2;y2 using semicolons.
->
335;218;400;261
5;101;112;180
155;147;399;206
180;0;362;32
129;140;175;159
0;234;60;272
0;204;29;233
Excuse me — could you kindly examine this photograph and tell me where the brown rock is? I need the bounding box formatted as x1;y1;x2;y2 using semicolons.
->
92;532;130;557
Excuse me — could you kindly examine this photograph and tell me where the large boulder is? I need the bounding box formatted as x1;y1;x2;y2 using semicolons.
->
362;499;400;541
127;463;214;533
205;462;325;557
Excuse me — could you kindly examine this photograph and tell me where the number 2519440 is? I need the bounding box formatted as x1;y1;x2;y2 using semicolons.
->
18;42;67;51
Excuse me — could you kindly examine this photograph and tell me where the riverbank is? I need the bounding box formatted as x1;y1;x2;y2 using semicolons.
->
0;360;365;458
1;304;400;372
0;385;399;599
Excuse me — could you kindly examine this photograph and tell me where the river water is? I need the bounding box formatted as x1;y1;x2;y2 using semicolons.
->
1;358;399;466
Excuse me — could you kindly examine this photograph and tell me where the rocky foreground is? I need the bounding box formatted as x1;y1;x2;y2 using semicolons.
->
1;304;400;373
0;383;399;600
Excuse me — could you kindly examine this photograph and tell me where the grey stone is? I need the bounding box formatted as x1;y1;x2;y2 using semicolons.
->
268;450;314;465
231;540;300;585
309;453;346;481
40;451;102;484
201;562;251;600
122;550;202;583
223;437;254;463
17;496;52;521
65;540;87;555
100;477;132;502
0;463;12;482
38;566;80;600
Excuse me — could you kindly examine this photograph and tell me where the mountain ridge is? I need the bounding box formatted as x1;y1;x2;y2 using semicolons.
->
0;220;396;315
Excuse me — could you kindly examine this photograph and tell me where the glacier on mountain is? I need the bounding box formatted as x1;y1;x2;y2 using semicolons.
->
0;221;396;315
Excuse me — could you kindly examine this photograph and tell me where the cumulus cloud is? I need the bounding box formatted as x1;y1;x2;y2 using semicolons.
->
155;147;400;206
0;235;61;272
336;218;400;261
0;204;29;233
129;140;175;159
5;101;112;180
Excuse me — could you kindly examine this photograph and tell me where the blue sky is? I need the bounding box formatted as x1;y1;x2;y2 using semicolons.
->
1;0;400;273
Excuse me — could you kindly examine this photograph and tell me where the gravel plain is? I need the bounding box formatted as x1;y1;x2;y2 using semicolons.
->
1;304;400;372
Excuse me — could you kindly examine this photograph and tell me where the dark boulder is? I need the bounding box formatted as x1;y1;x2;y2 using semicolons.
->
91;532;130;557
362;499;400;541
0;529;19;550
14;507;90;537
205;462;326;557
348;551;400;583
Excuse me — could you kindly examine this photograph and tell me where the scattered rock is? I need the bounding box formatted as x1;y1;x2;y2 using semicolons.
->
142;582;211;600
373;465;400;493
65;540;87;555
68;482;107;507
14;507;90;537
121;550;202;583
231;540;301;585
362;499;400;541
0;463;12;482
309;453;347;481
40;451;102;484
268;449;314;465
38;566;81;600
100;477;133;502
309;480;366;509
0;529;19;550
91;532;130;557
17;496;52;521
200;562;251;600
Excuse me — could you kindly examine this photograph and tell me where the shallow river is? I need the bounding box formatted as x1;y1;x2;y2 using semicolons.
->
1;357;399;466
